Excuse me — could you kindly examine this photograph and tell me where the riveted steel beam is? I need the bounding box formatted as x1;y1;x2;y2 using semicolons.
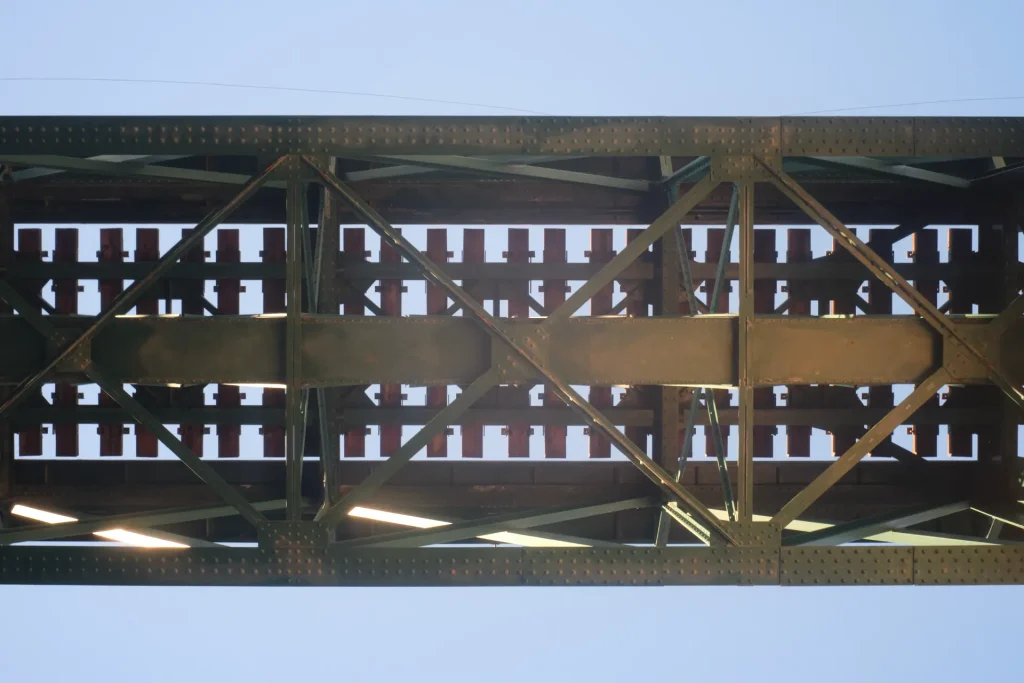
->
2;116;1023;156
2;544;1024;586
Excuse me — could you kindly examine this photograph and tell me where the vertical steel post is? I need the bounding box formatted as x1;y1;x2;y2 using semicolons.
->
316;170;343;505
0;190;12;498
653;159;681;478
737;181;755;521
1000;207;1022;484
285;163;305;520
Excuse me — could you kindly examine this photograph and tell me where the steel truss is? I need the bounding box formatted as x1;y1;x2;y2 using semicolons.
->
0;116;1022;587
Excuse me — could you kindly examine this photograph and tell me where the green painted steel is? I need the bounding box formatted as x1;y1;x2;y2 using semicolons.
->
0;545;1022;586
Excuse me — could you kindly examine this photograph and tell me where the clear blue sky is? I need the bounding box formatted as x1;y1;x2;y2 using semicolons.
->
2;1;1022;681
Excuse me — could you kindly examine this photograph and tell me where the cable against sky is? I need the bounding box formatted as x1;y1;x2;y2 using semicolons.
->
2;76;1024;116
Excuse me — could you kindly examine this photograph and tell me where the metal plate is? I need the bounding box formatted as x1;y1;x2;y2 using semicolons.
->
258;521;329;550
781;546;913;586
0;117;527;156
914;546;1024;585
5;116;1020;157
782;118;915;156
914;118;1024;157
523;547;778;586
2;546;1024;586
710;153;782;182
0;547;524;587
727;522;782;548
525;118;781;156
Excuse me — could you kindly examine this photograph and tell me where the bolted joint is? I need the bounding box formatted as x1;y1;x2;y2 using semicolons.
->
53;332;92;373
257;521;329;551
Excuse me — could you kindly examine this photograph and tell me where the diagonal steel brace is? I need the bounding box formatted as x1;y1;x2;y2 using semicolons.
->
757;159;1024;413
772;367;951;527
303;156;735;546
656;183;740;545
316;368;500;526
0;281;267;528
0;156;287;419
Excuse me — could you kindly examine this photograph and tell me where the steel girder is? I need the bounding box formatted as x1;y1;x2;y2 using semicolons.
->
0;117;1022;586
1;314;1019;388
0;116;1022;157
1;545;1023;586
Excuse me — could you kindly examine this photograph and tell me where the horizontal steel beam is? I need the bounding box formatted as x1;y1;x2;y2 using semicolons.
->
7;174;1003;226
0;544;1021;586
2;314;1019;389
1;116;1022;156
5;259;1014;284
3;405;1005;428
